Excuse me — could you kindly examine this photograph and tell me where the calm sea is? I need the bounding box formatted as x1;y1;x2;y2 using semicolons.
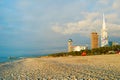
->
0;47;66;63
0;57;9;63
0;54;47;63
0;56;24;63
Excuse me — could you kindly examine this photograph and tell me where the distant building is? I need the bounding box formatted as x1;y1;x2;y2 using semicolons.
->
112;42;119;46
68;39;73;52
108;41;113;46
101;14;108;47
108;41;119;46
68;39;87;52
73;46;87;52
91;32;99;49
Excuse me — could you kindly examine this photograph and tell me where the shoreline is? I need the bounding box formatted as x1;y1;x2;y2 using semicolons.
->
0;54;120;79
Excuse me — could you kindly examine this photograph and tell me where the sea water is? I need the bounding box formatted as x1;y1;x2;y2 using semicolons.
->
0;56;21;63
0;47;66;63
0;57;8;63
0;53;48;63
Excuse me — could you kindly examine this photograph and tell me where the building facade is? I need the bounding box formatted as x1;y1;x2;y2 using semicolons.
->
101;14;108;47
73;46;87;52
91;32;99;49
68;39;87;52
68;39;73;52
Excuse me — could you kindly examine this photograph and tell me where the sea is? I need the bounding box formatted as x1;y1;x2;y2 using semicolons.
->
0;57;9;63
0;56;27;63
0;47;66;63
0;54;48;63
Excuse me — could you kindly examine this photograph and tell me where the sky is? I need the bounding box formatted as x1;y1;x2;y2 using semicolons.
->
0;0;120;57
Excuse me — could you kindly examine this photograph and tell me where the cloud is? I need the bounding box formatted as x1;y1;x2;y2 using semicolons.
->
17;0;32;8
106;13;119;24
52;21;90;36
112;0;120;10
107;23;120;37
1;0;120;55
52;12;101;36
52;11;120;37
97;0;110;5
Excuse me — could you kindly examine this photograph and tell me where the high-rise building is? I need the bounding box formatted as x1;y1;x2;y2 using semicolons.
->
68;39;73;52
91;32;99;49
101;14;108;47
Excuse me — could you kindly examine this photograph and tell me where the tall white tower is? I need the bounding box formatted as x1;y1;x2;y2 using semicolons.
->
101;13;108;47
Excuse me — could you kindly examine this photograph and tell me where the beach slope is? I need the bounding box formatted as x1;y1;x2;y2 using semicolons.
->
0;54;120;79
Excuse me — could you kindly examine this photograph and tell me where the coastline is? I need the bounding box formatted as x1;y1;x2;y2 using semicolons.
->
0;54;120;79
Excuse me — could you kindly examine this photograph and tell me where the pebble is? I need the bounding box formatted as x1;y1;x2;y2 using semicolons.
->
0;55;120;79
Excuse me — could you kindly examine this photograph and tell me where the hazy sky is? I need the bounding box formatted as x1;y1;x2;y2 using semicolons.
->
0;0;120;56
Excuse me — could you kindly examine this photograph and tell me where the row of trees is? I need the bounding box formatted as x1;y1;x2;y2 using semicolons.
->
48;45;120;57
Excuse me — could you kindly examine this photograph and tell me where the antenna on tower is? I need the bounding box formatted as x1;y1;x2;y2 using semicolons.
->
102;13;106;30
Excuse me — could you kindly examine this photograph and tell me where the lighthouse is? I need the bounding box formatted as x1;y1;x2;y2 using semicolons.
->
101;14;108;47
68;39;73;52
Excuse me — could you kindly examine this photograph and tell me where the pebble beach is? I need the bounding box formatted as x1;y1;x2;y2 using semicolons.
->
0;54;120;80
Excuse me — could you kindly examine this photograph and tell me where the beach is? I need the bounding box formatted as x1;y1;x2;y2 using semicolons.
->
0;54;120;80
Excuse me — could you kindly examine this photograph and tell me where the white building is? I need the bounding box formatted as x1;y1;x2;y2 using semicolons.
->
101;14;108;47
73;46;87;51
68;39;87;52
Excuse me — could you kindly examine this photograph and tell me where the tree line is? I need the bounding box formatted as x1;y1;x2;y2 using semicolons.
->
48;45;120;57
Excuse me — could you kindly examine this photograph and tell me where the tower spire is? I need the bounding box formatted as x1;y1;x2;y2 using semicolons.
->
101;13;108;47
102;13;106;30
